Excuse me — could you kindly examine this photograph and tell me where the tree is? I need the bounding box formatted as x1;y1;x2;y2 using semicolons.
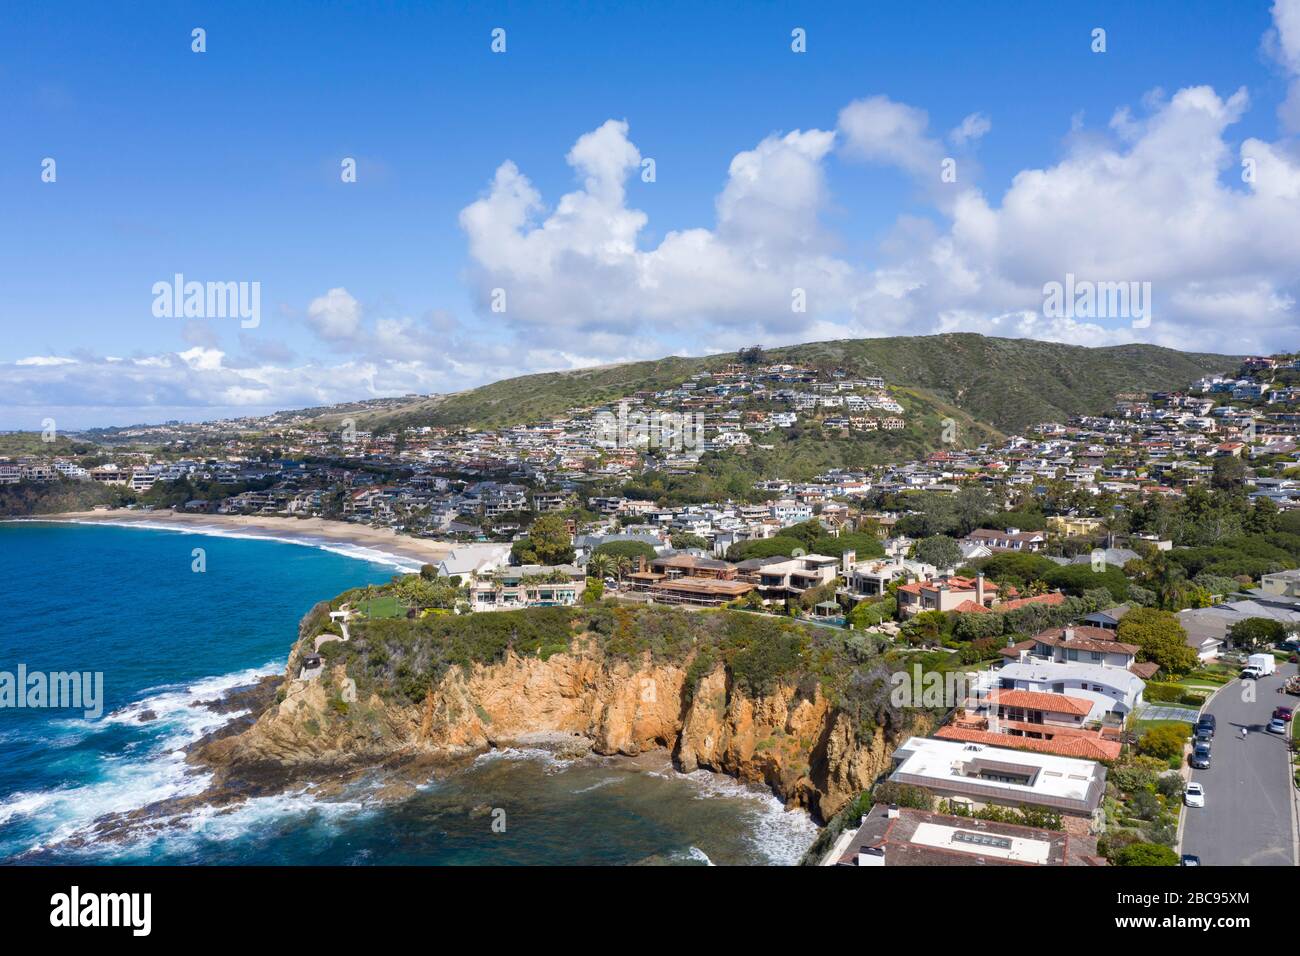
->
594;540;657;564
1227;617;1285;649
901;610;949;646
512;514;575;565
1111;842;1179;866
670;532;709;551
952;485;993;537
1118;607;1197;676
848;596;896;628
586;553;615;582
1211;455;1247;493
1042;563;1130;603
1243;496;1278;535
914;535;962;570
1136;723;1188;760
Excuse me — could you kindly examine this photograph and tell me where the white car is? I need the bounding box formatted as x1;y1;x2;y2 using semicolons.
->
1184;782;1206;808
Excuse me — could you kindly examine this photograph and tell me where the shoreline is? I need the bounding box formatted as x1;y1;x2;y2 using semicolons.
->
6;510;454;572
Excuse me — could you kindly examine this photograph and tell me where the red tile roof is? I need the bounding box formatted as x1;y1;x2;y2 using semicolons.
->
975;689;1094;716
935;725;1121;762
996;592;1067;612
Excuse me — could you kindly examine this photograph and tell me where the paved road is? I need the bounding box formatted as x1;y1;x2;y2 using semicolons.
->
1180;663;1298;866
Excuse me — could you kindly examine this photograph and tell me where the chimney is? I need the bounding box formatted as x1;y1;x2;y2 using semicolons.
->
1064;627;1074;642
842;549;856;574
637;555;647;573
976;572;986;606
857;846;886;867
886;804;900;819
1018;649;1028;663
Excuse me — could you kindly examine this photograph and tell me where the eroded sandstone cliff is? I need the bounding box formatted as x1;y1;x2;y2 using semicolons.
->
196;621;926;821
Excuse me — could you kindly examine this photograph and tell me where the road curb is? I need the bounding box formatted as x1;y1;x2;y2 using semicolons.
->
1172;674;1230;860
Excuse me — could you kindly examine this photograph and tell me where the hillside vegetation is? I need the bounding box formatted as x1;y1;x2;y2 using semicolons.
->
315;333;1233;435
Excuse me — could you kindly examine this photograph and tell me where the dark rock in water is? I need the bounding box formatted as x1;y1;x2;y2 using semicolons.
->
137;710;157;723
191;675;282;715
184;676;284;754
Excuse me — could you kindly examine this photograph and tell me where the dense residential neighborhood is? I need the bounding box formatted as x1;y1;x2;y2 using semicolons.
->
4;347;1300;868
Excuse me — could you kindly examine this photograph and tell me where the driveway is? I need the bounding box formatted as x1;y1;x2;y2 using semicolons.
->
1179;662;1298;866
1137;704;1199;723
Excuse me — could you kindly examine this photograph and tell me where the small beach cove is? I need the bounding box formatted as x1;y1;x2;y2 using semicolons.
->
0;521;816;865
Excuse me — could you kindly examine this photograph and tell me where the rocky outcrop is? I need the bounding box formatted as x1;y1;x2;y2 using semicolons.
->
195;639;920;822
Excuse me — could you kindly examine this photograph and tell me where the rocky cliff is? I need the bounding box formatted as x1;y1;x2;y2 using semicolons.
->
196;619;926;821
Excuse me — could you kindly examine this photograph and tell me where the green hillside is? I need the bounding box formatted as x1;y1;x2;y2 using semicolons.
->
320;334;1233;436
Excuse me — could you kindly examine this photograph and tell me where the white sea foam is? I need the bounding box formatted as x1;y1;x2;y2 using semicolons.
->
0;792;54;827
471;747;569;773
686;845;715;865
571;776;622;794
673;767;820;865
0;662;284;855
124;788;380;857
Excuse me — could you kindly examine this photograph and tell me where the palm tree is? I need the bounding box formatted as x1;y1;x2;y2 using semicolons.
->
616;556;633;584
587;553;614;582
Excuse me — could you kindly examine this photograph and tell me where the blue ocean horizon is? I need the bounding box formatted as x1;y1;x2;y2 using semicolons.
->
0;521;815;865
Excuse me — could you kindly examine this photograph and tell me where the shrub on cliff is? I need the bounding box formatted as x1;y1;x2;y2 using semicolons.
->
1111;842;1178;866
871;781;933;811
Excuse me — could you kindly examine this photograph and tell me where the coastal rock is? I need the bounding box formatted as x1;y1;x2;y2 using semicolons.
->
195;631;919;822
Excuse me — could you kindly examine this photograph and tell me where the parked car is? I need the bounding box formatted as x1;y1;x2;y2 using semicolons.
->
1273;706;1294;723
1194;723;1214;743
1267;717;1287;735
1180;854;1202;866
1190;742;1212;769
1195;713;1216;738
1184;782;1206;807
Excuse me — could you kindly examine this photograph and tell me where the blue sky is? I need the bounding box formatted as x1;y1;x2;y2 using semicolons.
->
2;1;1299;428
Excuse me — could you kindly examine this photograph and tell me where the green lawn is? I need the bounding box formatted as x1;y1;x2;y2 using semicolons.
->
356;595;407;619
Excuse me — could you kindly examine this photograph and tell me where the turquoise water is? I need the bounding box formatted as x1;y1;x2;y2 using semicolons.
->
0;522;815;865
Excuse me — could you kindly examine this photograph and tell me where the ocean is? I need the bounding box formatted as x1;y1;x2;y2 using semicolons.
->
0;521;816;865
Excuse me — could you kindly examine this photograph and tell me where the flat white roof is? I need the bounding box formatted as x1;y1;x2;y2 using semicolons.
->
909;821;1053;864
891;736;1103;804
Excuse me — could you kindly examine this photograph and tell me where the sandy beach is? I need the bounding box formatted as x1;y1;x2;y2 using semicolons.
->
22;510;456;571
